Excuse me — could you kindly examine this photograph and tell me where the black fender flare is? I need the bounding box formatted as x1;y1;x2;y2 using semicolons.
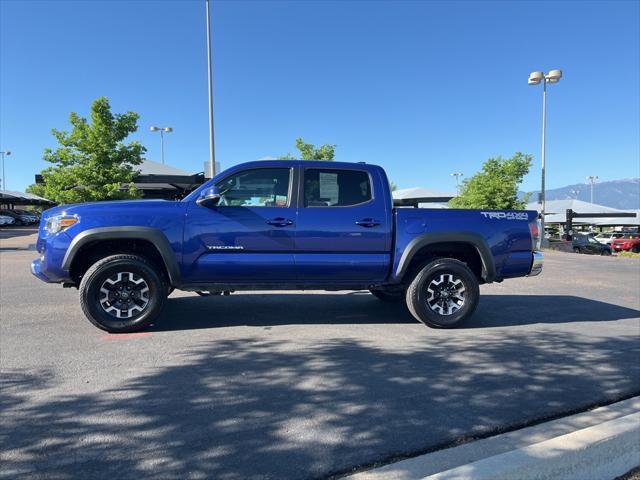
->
395;232;497;283
62;227;181;286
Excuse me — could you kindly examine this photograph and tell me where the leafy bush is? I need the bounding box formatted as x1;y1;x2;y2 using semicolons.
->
617;251;640;259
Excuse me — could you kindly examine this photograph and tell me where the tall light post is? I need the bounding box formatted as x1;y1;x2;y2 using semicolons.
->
586;175;598;204
0;150;11;190
149;126;173;165
450;172;463;195
205;0;216;177
528;69;563;245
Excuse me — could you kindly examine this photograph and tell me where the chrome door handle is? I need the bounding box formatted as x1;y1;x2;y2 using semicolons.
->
266;217;294;227
355;218;380;228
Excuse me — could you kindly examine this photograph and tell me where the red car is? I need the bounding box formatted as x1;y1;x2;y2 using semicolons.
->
611;235;640;253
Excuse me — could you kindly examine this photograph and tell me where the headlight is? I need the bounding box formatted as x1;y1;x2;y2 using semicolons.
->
45;214;78;234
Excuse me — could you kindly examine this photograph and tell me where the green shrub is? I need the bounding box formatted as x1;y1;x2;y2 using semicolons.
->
618;251;640;259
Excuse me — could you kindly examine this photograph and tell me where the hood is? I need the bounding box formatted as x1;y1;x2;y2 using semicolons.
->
41;199;173;218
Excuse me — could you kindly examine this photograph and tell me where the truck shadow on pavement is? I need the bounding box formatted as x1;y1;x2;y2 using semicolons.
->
0;226;38;240
148;293;639;332
2;331;639;480
0;227;38;250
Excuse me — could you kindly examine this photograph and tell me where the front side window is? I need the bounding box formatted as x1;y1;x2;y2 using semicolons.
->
303;169;372;207
216;168;290;207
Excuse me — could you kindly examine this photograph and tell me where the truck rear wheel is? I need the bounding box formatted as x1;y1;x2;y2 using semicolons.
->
79;254;167;333
405;258;479;328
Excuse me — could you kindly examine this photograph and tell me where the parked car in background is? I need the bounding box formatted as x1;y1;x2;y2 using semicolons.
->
611;235;640;253
13;209;41;222
594;232;626;245
0;214;16;226
572;234;612;255
0;209;37;225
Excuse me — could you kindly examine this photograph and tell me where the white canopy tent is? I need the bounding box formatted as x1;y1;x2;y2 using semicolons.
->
392;187;455;208
526;199;639;226
0;189;55;206
125;159;206;199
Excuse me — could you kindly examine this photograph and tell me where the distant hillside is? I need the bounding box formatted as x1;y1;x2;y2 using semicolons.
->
522;178;639;210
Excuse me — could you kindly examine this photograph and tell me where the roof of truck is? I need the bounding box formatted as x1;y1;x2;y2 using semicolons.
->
228;160;381;170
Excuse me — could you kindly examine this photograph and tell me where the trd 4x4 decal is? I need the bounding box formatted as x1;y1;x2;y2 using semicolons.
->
480;211;529;220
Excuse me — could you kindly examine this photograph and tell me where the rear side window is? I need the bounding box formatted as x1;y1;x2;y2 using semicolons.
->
303;169;372;207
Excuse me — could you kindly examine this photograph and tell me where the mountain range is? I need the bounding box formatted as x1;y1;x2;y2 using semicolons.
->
522;178;639;210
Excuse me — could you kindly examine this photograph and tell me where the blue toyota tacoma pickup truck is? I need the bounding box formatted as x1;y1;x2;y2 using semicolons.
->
32;160;543;333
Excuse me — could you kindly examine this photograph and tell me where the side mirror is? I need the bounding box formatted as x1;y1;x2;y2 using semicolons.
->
196;186;221;208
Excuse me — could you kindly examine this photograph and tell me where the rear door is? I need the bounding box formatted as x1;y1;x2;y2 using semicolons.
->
294;166;392;283
183;167;297;283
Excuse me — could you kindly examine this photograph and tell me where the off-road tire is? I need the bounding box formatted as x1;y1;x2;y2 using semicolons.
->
79;254;167;333
405;258;479;328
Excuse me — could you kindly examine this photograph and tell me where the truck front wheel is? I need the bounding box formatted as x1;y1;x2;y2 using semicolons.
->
405;258;479;328
79;254;167;333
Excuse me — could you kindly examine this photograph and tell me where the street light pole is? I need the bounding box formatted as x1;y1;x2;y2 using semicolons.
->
205;0;216;177
450;172;463;195
528;69;562;246
149;126;173;164
540;79;547;239
161;130;165;164
0;150;11;190
586;176;598;204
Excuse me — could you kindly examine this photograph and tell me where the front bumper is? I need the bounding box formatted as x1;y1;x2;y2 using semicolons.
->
528;251;543;276
31;258;53;283
31;229;74;284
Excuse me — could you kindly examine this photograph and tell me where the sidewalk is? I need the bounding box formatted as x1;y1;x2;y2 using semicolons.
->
346;397;640;480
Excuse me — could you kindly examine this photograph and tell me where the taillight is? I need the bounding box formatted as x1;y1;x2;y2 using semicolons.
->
529;221;540;249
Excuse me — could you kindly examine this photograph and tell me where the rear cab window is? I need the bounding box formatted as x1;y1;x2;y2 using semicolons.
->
303;169;372;207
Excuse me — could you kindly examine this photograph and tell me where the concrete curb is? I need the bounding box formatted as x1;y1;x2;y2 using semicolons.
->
346;397;640;480
425;412;640;480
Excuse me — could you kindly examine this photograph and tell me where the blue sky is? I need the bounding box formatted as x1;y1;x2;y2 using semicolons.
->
1;0;638;194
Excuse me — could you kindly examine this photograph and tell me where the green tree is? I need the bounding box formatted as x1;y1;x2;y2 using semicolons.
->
280;137;335;160
449;152;532;209
25;183;46;197
29;97;146;204
278;138;400;191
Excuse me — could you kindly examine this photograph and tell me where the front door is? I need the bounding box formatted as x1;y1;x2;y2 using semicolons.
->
295;167;391;283
183;167;297;283
586;237;602;254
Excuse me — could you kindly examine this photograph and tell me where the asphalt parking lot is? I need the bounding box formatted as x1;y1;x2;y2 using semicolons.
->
1;231;639;479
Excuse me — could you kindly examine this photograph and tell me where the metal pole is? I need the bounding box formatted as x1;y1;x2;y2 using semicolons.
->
0;151;9;190
540;80;547;247
586;176;598;204
160;129;165;165
205;0;216;177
